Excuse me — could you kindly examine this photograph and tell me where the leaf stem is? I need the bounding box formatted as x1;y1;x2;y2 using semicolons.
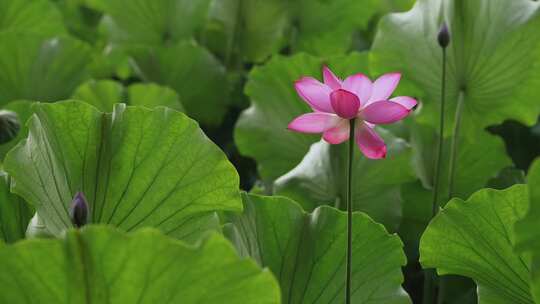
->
447;91;465;198
423;45;447;304
346;118;356;304
431;47;447;218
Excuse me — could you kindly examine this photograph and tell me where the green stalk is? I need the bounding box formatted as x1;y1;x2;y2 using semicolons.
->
447;91;465;198
423;44;447;304
345;118;356;304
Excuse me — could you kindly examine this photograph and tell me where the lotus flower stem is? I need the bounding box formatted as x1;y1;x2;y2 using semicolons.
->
431;45;447;218
345;118;356;304
424;22;450;304
447;91;465;198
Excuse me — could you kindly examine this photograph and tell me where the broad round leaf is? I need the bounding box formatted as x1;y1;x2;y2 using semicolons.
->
128;42;228;125
0;225;280;304
516;158;540;252
0;100;34;160
0;0;66;35
71;79;124;111
291;0;378;55
515;158;540;302
205;0;379;61
371;0;540;136
0;110;19;145
420;185;532;304
274;133;415;230
0;32;92;105
0;172;33;243
101;0;211;45
203;0;289;63
72;79;185;112
128;83;185;112
225;193;411;304
411;123;511;205
4;101;240;241
235;52;370;181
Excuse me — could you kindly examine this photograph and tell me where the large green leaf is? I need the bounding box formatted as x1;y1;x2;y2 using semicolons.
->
52;0;104;43
0;32;92;105
225;193;410;304
235;52;370;181
420;185;532;304
99;0;228;125
0;171;33;243
516;158;540;254
515;158;540;302
0;109;19;145
274;133;415;230
0;100;34;160
204;0;290;63
4;101;240;241
291;0;378;56
101;0;211;45
370;0;540;136
128;41;228;125
72;79;185;112
0;225;280;304
205;0;380;61
411;122;511;205
0;0;66;35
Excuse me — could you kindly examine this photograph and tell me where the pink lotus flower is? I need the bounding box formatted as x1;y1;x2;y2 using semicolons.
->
288;66;417;159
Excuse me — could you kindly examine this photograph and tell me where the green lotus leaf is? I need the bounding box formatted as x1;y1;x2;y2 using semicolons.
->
0;171;33;243
0;0;66;35
225;193;411;304
515;158;540;302
128;41;228;125
486;166;526;190
410;123;512;205
0;32;92;105
235;52;370;181
420;185;532;304
52;0;104;43
290;0;378;56
516;158;540;253
72;80;185;112
204;0;289;63
0;100;34;160
0;225;280;304
205;0;379;61
4;101;240;241
370;0;540;136
274;131;415;230
101;0;211;45
0;110;19;145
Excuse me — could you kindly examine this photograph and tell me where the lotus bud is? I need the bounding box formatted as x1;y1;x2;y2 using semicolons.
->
0;110;20;144
70;192;89;228
437;22;450;48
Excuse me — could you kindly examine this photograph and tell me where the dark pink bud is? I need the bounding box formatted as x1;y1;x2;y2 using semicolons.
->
330;89;360;119
70;192;88;228
437;22;450;48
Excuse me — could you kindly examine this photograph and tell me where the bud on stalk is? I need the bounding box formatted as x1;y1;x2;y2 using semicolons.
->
70;192;89;228
438;22;450;48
